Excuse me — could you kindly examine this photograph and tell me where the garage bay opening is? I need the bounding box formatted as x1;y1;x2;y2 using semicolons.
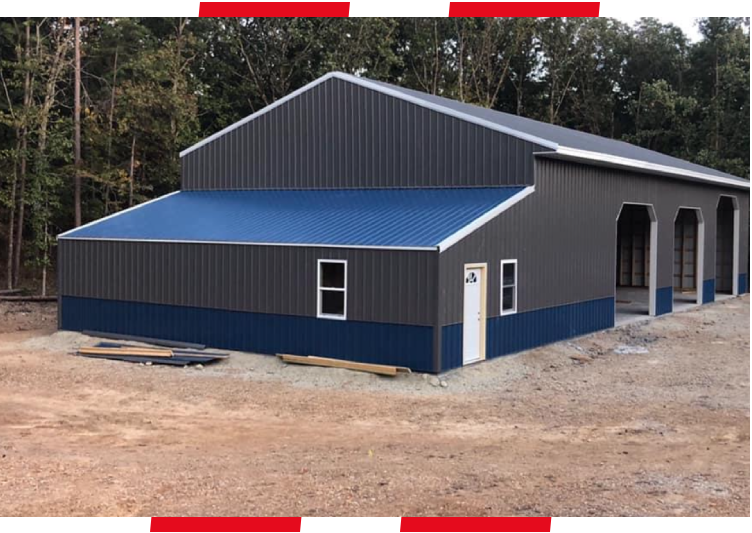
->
716;196;738;298
615;204;656;323
673;208;704;310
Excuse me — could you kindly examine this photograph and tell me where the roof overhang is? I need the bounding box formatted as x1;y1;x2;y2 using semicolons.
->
537;147;750;190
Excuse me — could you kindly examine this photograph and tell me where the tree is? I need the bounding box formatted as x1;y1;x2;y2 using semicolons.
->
537;17;587;124
73;17;81;227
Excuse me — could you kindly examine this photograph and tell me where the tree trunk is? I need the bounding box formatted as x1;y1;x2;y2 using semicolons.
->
12;22;33;288
6;140;18;290
41;219;48;297
73;17;82;227
129;135;136;207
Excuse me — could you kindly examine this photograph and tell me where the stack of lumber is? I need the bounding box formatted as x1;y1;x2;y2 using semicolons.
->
76;342;229;366
277;353;411;377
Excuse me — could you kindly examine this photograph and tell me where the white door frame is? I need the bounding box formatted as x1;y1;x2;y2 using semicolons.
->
674;206;705;305
718;195;740;296
462;263;487;365
615;203;658;316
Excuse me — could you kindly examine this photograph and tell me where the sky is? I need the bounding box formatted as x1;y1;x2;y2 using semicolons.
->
621;16;702;41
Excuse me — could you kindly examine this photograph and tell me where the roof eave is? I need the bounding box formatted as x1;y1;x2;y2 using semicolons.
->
537;147;750;190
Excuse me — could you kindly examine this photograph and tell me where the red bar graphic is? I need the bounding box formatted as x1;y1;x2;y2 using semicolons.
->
199;2;351;16
401;516;552;533
150;517;302;532
449;2;600;16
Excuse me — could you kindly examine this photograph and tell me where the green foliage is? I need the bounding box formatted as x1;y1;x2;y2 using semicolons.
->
0;16;749;291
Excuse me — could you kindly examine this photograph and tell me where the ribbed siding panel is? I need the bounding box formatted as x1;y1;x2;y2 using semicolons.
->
58;240;437;327
702;279;715;304
60;296;434;372
441;297;615;372
439;158;750;325
740;274;748;295
655;287;673;316
181;78;540;190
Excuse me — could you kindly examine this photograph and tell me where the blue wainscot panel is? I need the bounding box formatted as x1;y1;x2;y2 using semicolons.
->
655;287;673;316
740;274;748;295
442;297;615;372
702;279;715;304
60;296;435;372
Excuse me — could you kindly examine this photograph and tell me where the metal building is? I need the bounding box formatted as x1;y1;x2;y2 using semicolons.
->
58;72;750;373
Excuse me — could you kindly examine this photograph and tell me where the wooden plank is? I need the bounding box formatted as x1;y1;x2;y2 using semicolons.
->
78;347;174;358
276;354;407;376
307;356;412;375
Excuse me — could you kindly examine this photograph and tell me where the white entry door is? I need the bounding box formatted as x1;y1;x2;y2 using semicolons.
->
463;267;483;365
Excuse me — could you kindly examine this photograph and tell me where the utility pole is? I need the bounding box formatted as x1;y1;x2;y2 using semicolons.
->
73;17;82;227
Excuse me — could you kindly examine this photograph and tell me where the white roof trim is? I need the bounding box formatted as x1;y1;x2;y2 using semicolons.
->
179;72;558;158
334;73;558;150
57;191;181;239
549;146;750;190
180;73;339;157
58;236;436;252
437;186;535;252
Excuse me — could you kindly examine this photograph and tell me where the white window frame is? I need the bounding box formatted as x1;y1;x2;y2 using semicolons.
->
500;259;518;315
317;259;347;320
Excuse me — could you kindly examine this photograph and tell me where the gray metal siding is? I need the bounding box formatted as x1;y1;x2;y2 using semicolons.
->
58;239;437;327
439;158;750;326
181;77;542;190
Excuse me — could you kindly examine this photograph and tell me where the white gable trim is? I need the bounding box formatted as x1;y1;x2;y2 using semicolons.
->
179;72;558;158
437;186;535;253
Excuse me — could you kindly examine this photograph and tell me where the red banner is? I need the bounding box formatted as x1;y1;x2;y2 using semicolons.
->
400;517;553;533
199;1;351;16
150;517;303;532
151;515;550;532
449;2;600;16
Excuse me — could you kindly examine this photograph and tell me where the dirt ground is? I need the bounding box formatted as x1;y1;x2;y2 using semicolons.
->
0;298;749;517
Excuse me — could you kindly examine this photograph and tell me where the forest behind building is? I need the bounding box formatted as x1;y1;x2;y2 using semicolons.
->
0;17;749;294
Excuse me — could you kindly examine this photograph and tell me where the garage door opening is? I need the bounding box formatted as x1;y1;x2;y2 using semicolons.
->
716;196;739;298
673;208;705;310
615;203;657;324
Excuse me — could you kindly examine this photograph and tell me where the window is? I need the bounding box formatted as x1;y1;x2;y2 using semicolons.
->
317;260;347;319
500;260;517;315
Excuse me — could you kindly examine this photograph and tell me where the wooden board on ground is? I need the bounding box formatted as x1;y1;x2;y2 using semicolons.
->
277;354;410;377
78;346;174;358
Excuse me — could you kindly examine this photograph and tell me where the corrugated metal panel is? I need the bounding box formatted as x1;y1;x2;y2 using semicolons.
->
58;240;437;327
740;274;748;295
438;158;750;326
60;296;434;372
181;77;541;190
655;287;673;316
702;279;715;304
59;188;524;247
372;77;745;183
441;297;615;372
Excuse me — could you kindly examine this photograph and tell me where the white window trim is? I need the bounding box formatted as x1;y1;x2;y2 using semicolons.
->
317;259;347;320
500;259;518;316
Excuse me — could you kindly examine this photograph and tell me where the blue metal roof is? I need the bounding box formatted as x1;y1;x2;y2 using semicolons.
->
59;188;527;248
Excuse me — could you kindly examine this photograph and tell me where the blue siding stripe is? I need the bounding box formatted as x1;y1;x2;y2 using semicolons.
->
441;297;615;372
702;279;715;304
740;274;748;295
60;296;434;372
655;287;673;316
